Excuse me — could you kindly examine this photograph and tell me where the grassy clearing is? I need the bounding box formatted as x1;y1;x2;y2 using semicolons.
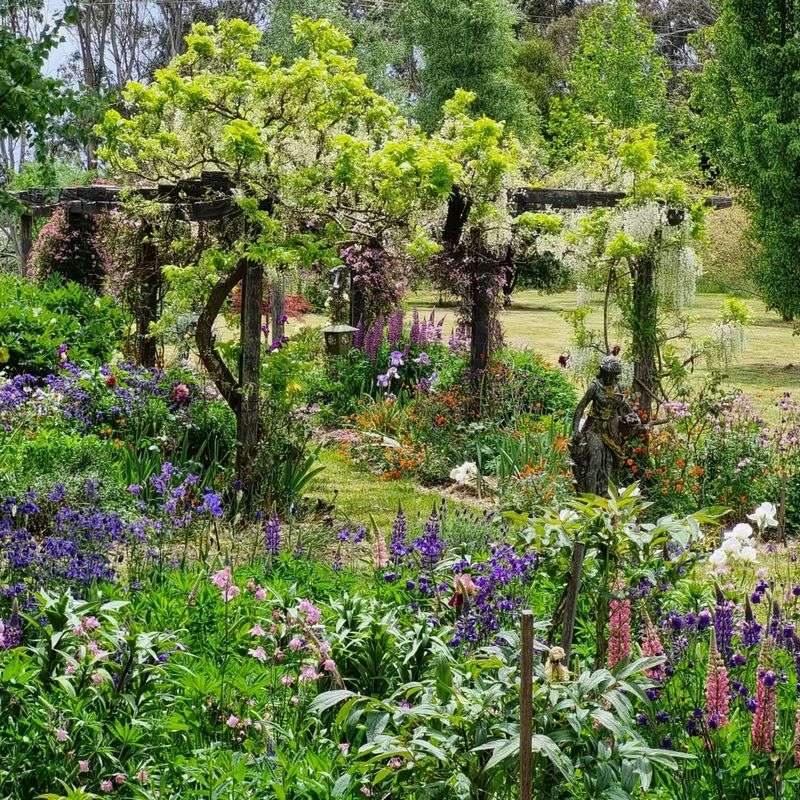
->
307;449;453;531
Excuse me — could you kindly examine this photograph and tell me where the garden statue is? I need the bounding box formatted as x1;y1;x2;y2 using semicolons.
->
569;355;644;496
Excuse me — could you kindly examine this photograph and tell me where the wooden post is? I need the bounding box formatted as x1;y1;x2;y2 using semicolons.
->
469;265;492;409
520;610;534;800
137;223;160;367
271;278;285;347
561;542;586;663
19;213;33;276
236;258;263;491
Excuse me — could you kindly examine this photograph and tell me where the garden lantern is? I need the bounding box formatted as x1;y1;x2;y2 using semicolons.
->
323;323;357;356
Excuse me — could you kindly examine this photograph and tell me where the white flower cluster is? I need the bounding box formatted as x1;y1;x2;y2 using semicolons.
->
656;245;700;310
449;461;479;487
706;319;747;372
610;201;664;242
708;502;779;573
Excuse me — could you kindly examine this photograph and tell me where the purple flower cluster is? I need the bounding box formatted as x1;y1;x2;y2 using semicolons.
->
265;515;281;556
409;310;444;347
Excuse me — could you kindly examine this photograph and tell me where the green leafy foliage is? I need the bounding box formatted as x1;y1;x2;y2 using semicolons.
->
0;276;124;376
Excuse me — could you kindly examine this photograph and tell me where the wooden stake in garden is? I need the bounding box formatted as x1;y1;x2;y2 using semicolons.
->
520;610;534;800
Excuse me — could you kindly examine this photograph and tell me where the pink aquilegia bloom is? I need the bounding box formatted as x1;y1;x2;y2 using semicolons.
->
78;760;90;773
249;624;266;637
211;566;240;602
299;665;320;683
641;611;665;682
752;639;777;753
248;646;268;662
607;593;632;669
100;780;113;792
298;599;321;625
705;631;730;729
55;727;69;742
226;715;239;728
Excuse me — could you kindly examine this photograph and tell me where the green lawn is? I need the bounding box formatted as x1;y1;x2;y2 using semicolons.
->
409;289;800;410
307;449;451;532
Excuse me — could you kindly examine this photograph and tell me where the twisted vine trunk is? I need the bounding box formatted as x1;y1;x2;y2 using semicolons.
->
632;254;657;419
136;223;161;368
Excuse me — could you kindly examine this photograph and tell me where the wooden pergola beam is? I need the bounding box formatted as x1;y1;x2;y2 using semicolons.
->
513;187;733;213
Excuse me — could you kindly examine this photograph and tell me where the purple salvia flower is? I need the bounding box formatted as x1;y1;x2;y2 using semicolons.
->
414;511;444;571
742;596;762;648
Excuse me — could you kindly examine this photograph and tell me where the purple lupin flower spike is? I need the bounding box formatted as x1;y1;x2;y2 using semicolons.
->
387;309;404;346
410;310;420;345
265;515;281;556
353;317;365;350
390;505;408;563
742;596;763;648
714;588;734;665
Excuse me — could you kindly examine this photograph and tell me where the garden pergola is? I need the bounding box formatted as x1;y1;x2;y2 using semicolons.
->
14;179;731;488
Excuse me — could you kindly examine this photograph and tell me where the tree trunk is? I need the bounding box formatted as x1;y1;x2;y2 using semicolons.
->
236;259;263;490
19;213;32;276
470;266;491;404
136;223;160;367
632;254;657;419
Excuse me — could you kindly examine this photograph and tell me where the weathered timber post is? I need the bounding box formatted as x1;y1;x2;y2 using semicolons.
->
520;610;535;800
19;213;33;276
136;223;160;367
560;542;586;663
237;258;263;488
270;278;285;347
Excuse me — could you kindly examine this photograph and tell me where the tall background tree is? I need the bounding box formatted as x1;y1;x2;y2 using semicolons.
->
694;0;800;322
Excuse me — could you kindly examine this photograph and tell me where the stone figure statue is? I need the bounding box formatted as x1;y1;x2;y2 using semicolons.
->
570;355;644;496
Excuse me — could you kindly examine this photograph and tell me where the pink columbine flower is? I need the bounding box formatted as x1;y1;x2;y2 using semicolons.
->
248;646;268;662
752;640;777;753
249;624;266;637
78;760;90;773
323;658;336;673
290;695;299;706
299;665;320;683
607;593;632;669
705;631;730;728
136;769;148;782
65;662;76;676
100;780;113;792
298;599;321;625
281;674;294;686
226;715;239;728
55;727;69;742
289;637;303;652
360;788;373;797
211;566;240;602
254;587;267;601
113;773;126;785
641;612;665;682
